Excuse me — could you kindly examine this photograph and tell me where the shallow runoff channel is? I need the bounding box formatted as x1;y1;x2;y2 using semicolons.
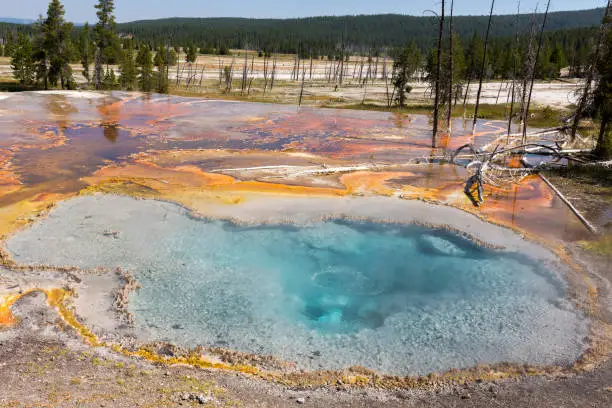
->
6;194;588;376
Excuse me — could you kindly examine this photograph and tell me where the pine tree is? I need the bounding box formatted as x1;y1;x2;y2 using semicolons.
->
136;45;154;92
94;0;119;90
167;48;178;66
103;67;118;89
186;44;198;63
119;39;137;90
79;22;93;84
549;43;566;77
34;0;74;90
154;45;169;93
593;5;612;159
391;42;421;107
11;33;36;85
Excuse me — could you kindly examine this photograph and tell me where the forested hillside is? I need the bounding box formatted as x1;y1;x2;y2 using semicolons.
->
0;7;605;54
113;8;605;52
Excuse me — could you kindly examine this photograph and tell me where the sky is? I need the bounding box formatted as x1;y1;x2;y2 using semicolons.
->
3;0;607;23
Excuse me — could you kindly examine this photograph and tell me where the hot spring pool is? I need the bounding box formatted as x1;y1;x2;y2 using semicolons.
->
6;195;588;375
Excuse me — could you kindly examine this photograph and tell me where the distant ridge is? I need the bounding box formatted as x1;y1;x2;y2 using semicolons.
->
0;8;605;53
113;7;605;50
0;17;35;24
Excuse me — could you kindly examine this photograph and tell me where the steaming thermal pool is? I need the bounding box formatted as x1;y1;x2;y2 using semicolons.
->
6;195;588;375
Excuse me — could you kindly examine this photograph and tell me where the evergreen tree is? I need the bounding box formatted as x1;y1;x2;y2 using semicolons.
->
167;48;177;66
119;39;137;90
186;44;198;63
34;0;74;90
593;9;612;159
136;45;154;92
79;22;93;84
4;34;16;58
154;45;169;93
464;32;485;81
10;33;36;85
549;43;566;77
93;0;119;90
103;67;118;89
391;42;421;107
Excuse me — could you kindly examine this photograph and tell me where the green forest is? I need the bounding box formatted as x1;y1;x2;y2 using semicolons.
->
0;7;605;79
111;8;605;52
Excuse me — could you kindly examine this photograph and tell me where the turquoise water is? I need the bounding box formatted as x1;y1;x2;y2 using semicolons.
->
6;196;587;375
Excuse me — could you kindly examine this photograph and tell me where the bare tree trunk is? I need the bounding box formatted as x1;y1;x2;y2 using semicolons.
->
462;76;471;118
472;0;496;134
176;48;181;86
446;0;455;135
571;0;611;140
522;0;551;144
432;0;445;147
218;56;223;89
262;54;269;95
518;14;537;134
374;54;379;81
595;116;610;158
385;65;392;107
507;1;521;137
241;47;248;94
298;64;306;107
309;49;313;79
247;56;255;96
358;56;365;85
291;53;297;80
495;80;504;104
382;55;387;81
198;65;205;88
270;52;278;91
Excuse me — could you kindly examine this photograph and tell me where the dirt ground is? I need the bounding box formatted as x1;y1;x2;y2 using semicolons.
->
0;54;582;109
1;284;611;408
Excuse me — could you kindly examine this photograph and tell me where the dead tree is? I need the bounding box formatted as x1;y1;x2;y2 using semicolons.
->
507;2;522;137
462;76;471;118
218;56;223;89
472;0;496;134
518;13;538;135
570;0;611;140
522;0;551;144
309;48;314;79
358;55;365;85
374;54;379;82
198;64;205;88
223;57;235;93
339;31;346;87
446;0;455;134
495;81;504;104
270;52;278;91
262;54;270;95
247;55;255;96
176;47;181;86
241;46;248;95
298;64;306;106
432;0;446;147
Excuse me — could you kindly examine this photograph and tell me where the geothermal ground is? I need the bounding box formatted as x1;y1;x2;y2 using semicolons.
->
0;91;610;407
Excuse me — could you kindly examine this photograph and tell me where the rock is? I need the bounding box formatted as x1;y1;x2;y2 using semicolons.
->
196;394;213;404
296;397;306;404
